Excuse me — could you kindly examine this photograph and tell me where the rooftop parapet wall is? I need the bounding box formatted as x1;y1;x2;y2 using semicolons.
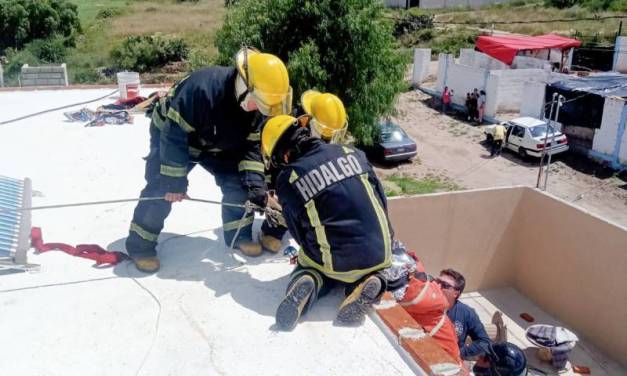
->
388;187;627;366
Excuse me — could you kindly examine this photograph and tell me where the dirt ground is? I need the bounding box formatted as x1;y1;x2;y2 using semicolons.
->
375;90;627;228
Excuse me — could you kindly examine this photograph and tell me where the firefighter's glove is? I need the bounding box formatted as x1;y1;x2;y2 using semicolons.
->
247;187;268;209
264;207;286;228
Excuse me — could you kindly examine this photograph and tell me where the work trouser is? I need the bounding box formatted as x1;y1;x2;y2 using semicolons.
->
491;139;503;157
125;125;253;258
287;264;385;316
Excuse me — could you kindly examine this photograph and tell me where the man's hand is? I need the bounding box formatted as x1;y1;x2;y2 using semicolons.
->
164;192;188;202
267;190;282;211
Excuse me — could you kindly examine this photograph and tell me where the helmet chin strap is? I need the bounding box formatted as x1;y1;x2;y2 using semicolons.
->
235;75;249;105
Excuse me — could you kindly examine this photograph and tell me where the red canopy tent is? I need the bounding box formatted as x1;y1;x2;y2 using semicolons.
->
475;34;582;65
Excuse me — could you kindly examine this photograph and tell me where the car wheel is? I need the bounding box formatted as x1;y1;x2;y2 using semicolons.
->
486;134;494;143
518;148;528;160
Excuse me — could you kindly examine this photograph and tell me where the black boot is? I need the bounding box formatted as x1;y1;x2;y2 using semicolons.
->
275;274;315;331
336;275;382;325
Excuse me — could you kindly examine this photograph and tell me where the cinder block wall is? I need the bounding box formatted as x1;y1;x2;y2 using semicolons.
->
20;64;68;87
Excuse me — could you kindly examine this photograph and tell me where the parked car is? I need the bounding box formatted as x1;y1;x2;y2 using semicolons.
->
484;117;569;159
365;120;417;162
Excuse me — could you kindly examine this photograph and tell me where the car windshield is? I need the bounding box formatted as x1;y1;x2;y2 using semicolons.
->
380;123;405;142
529;124;558;138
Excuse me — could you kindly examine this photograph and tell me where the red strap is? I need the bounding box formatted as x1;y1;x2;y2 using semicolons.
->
31;227;126;266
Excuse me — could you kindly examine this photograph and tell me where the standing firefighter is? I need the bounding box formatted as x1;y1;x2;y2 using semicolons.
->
261;115;392;330
126;48;291;273
259;90;349;253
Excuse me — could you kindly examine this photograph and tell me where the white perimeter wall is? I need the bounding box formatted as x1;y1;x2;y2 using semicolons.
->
614;37;627;73
490;69;547;112
412;48;432;87
459;49;509;70
436;53;547;116
520;81;546;119
592;97;625;158
512;56;552;70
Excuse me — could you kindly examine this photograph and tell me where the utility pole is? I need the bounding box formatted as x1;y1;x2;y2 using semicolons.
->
543;95;565;191
537;93;558;188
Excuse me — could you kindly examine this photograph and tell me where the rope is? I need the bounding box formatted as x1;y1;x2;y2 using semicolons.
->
0;89;120;126
0;196;246;213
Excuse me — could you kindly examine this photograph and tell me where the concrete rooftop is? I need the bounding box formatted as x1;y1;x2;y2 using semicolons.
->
0;88;416;376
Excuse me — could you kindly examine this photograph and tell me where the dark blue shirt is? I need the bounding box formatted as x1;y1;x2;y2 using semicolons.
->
447;300;491;359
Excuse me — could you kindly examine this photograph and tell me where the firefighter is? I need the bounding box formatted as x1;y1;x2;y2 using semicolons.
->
126;47;292;273
261;115;392;330
259;90;348;253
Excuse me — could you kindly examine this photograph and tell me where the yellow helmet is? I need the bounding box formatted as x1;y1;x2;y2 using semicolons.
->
301;90;347;143
261;114;299;168
235;47;292;116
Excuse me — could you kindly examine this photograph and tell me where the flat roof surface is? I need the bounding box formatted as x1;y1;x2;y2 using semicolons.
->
0;88;415;376
461;288;626;376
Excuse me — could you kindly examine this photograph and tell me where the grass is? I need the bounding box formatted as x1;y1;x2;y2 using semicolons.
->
383;174;461;196
70;0;130;22
64;0;225;83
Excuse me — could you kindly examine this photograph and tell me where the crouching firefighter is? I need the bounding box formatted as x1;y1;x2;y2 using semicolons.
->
261;115;393;330
259;90;349;252
125;47;292;273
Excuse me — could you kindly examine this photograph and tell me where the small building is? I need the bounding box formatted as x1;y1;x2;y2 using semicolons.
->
543;74;627;169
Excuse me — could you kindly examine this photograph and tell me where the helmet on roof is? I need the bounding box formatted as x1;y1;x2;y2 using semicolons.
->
235;47;292;116
300;90;347;143
487;342;528;376
261;115;301;169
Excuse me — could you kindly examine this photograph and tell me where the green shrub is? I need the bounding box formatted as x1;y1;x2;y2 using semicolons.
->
95;8;123;20
430;29;480;55
0;0;81;52
26;37;68;63
72;68;102;84
609;0;627;10
3;47;39;78
393;13;434;37
545;0;625;9
216;0;408;146
1;36;68;83
110;34;189;72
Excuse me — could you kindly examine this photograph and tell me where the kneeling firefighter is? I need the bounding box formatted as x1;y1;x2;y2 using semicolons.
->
261;114;393;330
125;47;291;273
259;90;349;253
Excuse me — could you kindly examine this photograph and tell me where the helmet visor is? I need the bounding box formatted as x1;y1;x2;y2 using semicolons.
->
251;86;293;116
310;117;348;144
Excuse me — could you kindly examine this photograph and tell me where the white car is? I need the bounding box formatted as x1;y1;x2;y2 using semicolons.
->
484;117;569;159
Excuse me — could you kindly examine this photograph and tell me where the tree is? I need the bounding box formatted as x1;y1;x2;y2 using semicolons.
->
0;0;81;52
215;0;408;145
